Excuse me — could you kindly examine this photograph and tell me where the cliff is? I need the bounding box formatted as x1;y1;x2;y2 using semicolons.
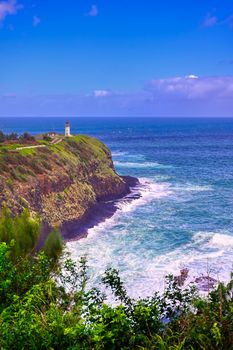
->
0;135;136;236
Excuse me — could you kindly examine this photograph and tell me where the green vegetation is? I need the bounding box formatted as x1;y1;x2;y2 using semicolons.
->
18;147;37;156
0;131;35;144
42;134;52;142
0;134;114;181
0;209;232;349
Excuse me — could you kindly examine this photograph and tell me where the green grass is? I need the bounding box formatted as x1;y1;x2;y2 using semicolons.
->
0;143;22;152
37;139;51;146
0;135;117;182
18;148;37;156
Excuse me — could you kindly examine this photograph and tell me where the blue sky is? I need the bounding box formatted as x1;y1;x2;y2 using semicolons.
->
0;0;233;117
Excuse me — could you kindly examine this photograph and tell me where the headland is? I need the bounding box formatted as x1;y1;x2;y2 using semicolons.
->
0;131;139;241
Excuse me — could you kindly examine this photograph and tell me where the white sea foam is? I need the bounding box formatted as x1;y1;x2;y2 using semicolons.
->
116;178;172;213
68;224;233;299
192;231;233;248
191;231;215;245
112;151;145;161
114;161;172;169
152;231;233;287
173;184;213;192
123;231;233;298
75;178;172;242
112;151;129;157
210;233;233;247
68;179;170;247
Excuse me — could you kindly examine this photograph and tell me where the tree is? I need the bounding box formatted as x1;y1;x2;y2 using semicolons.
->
19;132;35;143
0;206;40;260
0;131;6;143
7;132;18;141
44;228;63;263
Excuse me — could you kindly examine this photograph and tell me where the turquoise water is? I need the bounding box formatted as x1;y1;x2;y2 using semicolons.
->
1;117;233;296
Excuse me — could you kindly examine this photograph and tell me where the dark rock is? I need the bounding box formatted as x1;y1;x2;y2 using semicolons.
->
195;276;217;291
175;268;189;286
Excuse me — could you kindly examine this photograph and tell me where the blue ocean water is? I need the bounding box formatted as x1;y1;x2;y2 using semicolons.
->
1;117;233;296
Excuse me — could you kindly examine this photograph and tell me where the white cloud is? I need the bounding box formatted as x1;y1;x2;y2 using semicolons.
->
0;0;23;23
33;15;40;27
94;90;109;97
186;74;199;79
87;4;98;17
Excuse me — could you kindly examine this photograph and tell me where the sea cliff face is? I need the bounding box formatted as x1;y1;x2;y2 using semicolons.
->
0;136;133;232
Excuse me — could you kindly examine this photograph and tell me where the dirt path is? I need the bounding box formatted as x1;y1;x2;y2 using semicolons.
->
16;137;63;151
51;138;63;145
16;145;47;151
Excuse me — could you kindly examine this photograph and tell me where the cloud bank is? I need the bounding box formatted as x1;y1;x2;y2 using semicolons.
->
1;76;233;117
146;76;233;99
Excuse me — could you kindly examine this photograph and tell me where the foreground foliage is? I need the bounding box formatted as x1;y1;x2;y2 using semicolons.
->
0;210;232;349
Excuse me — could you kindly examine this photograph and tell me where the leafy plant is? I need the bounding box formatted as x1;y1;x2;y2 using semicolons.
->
0;208;232;349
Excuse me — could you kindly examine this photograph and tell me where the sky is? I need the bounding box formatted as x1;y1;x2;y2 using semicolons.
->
0;0;233;117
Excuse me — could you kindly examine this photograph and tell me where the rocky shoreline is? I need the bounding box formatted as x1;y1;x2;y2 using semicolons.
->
40;175;140;243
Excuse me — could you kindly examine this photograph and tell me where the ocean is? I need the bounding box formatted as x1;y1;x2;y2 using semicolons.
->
1;117;233;297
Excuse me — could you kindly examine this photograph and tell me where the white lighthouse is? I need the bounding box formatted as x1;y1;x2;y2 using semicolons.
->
65;120;71;137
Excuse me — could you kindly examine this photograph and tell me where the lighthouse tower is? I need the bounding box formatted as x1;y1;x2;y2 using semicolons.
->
65;120;71;137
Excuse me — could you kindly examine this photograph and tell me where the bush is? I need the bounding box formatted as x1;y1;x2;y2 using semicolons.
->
19;132;35;143
43;134;52;142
